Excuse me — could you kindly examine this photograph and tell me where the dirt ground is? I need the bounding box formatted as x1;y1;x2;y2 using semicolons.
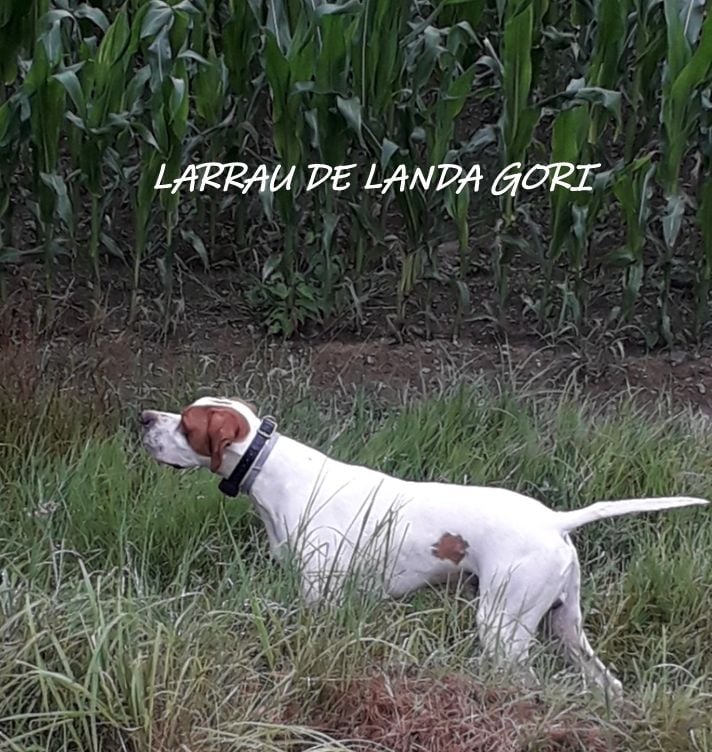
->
3;262;712;416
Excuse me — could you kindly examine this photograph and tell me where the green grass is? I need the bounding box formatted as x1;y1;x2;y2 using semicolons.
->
0;377;711;750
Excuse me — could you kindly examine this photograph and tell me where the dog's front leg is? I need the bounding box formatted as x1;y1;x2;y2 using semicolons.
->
297;537;349;606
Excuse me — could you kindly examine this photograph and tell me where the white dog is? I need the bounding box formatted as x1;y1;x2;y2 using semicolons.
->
140;396;708;695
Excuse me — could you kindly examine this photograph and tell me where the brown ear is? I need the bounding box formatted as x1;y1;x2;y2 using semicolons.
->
180;406;250;472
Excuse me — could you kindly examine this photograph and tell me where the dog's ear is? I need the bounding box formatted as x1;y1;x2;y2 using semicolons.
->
205;408;250;472
181;406;250;472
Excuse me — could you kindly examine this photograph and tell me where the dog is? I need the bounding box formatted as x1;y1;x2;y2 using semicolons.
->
140;396;708;695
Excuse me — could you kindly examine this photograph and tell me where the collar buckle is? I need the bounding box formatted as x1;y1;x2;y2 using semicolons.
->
257;417;277;439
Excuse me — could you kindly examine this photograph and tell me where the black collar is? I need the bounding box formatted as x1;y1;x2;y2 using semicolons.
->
218;417;278;497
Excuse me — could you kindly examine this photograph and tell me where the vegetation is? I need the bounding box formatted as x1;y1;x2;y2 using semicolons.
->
0;362;710;750
0;0;711;339
2;3;710;749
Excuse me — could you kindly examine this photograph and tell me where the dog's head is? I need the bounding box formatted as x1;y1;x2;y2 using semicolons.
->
140;397;260;475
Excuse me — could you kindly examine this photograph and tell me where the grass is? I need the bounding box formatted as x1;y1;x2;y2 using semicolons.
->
0;369;711;751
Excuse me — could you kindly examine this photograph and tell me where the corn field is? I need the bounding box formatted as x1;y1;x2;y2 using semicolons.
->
0;0;710;341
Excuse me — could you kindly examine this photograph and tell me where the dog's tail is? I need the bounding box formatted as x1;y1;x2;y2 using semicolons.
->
555;496;708;533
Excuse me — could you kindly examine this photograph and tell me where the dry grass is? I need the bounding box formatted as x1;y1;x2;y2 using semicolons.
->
307;671;618;752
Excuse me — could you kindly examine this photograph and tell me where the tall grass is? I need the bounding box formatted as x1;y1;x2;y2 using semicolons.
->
0;0;710;339
0;375;711;750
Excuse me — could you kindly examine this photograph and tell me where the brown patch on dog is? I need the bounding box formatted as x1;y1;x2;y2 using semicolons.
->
431;532;469;565
180;405;250;472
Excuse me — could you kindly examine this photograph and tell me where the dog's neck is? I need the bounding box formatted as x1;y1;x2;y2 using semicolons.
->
222;433;328;548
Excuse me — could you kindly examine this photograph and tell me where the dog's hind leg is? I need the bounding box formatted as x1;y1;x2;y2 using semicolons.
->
476;563;559;679
548;558;623;697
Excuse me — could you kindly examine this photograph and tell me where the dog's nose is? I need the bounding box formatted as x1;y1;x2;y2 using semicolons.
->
140;410;158;428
